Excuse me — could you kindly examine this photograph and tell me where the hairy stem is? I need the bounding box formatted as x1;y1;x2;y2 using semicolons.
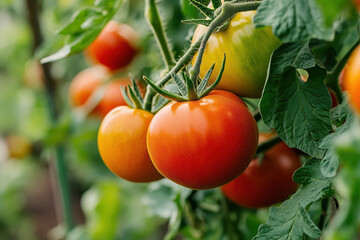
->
145;0;175;71
25;0;74;234
143;35;204;111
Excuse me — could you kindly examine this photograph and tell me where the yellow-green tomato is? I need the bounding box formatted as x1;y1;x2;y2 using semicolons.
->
192;11;281;98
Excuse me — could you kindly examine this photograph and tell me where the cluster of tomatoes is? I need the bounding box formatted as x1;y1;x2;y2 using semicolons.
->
69;21;138;118
73;7;360;209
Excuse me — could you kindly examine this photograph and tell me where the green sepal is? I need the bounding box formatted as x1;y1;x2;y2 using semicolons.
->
128;86;143;109
183;73;198;100
129;74;144;104
197;63;215;94
199;54;226;98
189;0;214;18
152;95;171;113
120;86;135;108
170;72;187;97
143;76;188;102
181;19;212;26
211;0;222;9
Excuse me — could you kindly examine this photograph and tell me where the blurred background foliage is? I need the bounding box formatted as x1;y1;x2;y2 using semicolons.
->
2;0;359;239
0;0;196;239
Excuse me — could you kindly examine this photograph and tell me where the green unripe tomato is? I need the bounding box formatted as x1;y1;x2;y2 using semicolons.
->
192;11;281;98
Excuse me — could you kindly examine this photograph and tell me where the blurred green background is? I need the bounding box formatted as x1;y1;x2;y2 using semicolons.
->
0;0;197;239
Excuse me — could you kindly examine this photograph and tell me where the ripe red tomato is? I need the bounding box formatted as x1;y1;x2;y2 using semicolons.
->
221;133;302;208
191;11;281;98
68;66;130;117
147;90;259;190
86;21;138;71
98;106;163;182
344;45;360;114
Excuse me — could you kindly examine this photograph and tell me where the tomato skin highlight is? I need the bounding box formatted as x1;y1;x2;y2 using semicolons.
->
221;133;302;208
344;45;360;114
68;66;130;117
192;11;281;98
147;90;259;190
98;106;163;182
86;21;138;71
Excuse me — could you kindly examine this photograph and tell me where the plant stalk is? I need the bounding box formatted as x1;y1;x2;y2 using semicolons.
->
25;0;74;234
145;0;175;71
318;198;329;230
142;35;204;111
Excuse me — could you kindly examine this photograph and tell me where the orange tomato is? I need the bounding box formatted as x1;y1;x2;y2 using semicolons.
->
344;45;360;114
98;106;163;182
68;66;130;117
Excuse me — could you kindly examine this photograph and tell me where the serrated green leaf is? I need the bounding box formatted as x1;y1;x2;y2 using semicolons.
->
260;42;332;158
298;205;322;238
311;16;360;71
254;159;334;240
319;102;355;177
40;0;122;63
254;0;335;42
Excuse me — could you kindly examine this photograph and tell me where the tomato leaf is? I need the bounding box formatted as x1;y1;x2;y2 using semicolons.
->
260;42;332;158
254;159;334;240
40;0;122;63
311;16;360;71
254;0;335;42
320;101;355;177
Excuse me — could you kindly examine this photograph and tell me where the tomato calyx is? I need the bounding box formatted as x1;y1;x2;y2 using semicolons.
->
143;54;226;102
120;75;145;110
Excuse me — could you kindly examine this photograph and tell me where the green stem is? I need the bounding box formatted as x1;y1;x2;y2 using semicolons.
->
318;198;329;230
54;145;75;233
145;0;175;71
190;1;261;85
143;35;204;111
256;135;282;154
25;0;74;234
